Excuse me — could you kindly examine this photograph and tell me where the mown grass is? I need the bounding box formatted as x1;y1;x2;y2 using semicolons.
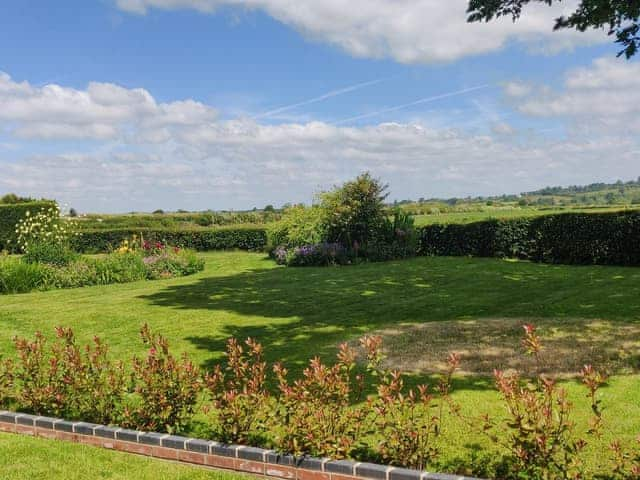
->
0;432;251;480
1;251;639;475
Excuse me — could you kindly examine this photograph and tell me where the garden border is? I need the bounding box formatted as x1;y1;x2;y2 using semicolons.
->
0;410;477;480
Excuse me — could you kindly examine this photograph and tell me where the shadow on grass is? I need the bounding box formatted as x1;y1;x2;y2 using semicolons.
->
140;256;640;389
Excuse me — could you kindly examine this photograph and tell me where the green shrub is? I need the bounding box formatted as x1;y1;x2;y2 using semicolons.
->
22;241;79;266
267;205;326;249
143;248;205;279
418;210;640;266
0;257;53;293
0;201;56;251
70;227;267;253
319;172;389;248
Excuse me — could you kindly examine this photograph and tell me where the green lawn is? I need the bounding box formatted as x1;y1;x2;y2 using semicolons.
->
0;432;250;480
1;251;640;475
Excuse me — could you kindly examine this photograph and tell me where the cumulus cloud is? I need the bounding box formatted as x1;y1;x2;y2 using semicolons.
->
0;72;217;141
113;0;607;63
504;57;640;134
2;67;639;211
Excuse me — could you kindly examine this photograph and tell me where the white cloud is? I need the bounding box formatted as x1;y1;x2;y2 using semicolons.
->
504;57;640;134
0;72;217;141
2;68;639;211
114;0;607;63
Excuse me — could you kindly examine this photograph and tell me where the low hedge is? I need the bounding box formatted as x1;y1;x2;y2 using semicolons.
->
71;227;268;253
419;210;640;266
0;201;57;251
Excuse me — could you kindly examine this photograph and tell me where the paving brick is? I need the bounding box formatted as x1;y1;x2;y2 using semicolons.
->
205;454;236;470
54;420;75;433
325;460;356;475
94;426;119;439
186;438;211;454
265;464;297;479
152;446;179;460
390;468;422;480
178;450;206;465
161;435;188;450
237;460;265;475
16;414;38;426
115;429;140;443
73;422;99;436
139;432;166;446
355;463;390;480
211;443;239;457
297;469;330;480
238;446;266;461
35;417;59;430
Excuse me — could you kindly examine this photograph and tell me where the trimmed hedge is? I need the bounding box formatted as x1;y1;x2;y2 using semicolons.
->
70;227;268;253
419;210;640;266
0;201;57;252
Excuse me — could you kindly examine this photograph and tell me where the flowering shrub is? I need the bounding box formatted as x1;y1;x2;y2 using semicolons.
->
123;324;201;433
205;338;269;444
273;243;351;267
14;204;78;253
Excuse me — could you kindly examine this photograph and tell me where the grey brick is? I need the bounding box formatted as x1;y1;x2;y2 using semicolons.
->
73;422;99;435
296;456;325;471
422;474;473;480
161;435;188;450
94;426;119;439
116;429;140;442
211;443;239;457
0;411;18;424
356;462;390;480
186;438;213;454
35;416;59;430
139;432;166;446
16;414;38;426
325;460;356;475
390;468;422;480
237;446;266;461
265;451;295;466
54;420;75;433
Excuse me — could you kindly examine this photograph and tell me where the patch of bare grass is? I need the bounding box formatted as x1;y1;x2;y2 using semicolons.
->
353;318;640;377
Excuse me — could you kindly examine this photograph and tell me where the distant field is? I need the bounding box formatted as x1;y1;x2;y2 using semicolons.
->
413;205;637;226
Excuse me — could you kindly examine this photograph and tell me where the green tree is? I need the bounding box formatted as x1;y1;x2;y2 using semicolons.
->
467;1;640;58
318;173;389;248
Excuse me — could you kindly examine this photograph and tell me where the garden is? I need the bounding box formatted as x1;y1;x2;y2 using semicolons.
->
1;175;640;479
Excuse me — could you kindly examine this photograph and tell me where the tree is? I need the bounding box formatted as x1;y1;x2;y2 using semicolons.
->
318;172;389;248
467;1;640;58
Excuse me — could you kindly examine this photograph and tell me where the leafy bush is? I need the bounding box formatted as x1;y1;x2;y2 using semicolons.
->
0;257;53;294
71;227;267;253
22;241;79;266
419;211;640;266
0;201;56;251
319;172;389;249
267;205;326;249
122;324;201;433
365;209;419;262
205;338;269;444
9;328;127;424
273;243;351;267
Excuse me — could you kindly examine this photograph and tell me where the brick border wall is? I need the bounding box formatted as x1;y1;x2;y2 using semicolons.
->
0;411;477;480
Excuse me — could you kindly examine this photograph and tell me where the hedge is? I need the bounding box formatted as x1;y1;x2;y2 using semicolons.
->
419;210;640;266
70;227;268;253
0;201;57;252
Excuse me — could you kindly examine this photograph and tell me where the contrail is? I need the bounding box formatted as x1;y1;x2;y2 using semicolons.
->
253;78;385;120
333;84;491;125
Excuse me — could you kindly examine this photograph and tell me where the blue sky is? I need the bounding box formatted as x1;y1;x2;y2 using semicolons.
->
0;0;638;212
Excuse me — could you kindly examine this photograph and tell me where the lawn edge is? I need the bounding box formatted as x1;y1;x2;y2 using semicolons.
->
0;410;479;480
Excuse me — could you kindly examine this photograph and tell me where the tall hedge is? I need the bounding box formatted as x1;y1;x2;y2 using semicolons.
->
419;210;640;266
0;201;57;252
71;227;268;253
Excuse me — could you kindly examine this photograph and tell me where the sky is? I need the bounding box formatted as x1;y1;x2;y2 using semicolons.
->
0;0;638;212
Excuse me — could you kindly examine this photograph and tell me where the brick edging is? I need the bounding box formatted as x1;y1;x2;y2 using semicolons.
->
0;411;478;480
